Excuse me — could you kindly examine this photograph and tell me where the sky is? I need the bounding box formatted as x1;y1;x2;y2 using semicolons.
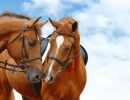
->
0;0;130;100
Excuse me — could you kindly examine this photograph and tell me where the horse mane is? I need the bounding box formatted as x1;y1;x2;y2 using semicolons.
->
0;11;42;37
0;11;31;20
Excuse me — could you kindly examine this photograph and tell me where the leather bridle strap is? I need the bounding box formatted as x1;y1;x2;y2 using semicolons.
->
0;19;41;73
7;19;27;46
20;19;28;69
54;30;76;39
7;33;21;46
19;20;42;69
49;43;80;69
48;30;79;69
49;43;75;67
54;30;76;49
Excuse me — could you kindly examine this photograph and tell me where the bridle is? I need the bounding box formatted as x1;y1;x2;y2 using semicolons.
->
48;31;80;70
0;19;41;73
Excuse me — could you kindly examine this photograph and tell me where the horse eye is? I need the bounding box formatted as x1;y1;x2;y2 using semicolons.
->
65;47;70;51
29;40;36;46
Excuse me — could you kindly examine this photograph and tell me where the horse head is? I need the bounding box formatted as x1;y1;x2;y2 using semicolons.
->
42;17;81;83
0;12;48;83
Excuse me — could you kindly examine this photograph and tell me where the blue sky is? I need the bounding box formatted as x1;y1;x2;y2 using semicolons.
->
1;0;130;100
0;0;87;20
0;1;23;13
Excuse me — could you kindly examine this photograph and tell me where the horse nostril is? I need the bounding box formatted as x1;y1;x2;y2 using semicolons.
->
42;73;46;78
49;76;53;82
35;74;40;79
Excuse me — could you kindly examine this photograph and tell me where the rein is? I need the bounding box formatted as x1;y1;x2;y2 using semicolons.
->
0;19;41;73
48;31;80;70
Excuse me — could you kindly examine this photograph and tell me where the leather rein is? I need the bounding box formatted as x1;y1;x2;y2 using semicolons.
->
48;31;80;70
0;19;41;74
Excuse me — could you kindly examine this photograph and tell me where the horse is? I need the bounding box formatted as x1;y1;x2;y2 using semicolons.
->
41;17;87;100
0;17;87;100
0;11;48;83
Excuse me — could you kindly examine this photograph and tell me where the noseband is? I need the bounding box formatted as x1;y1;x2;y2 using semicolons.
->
0;19;41;73
48;31;80;70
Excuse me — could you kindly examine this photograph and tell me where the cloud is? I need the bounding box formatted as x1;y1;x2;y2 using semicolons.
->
80;34;130;99
22;0;68;18
41;22;54;37
63;0;86;4
72;0;130;36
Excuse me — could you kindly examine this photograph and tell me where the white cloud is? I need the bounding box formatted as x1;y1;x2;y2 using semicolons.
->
22;0;67;17
73;0;130;35
63;0;86;4
41;22;54;37
80;30;130;100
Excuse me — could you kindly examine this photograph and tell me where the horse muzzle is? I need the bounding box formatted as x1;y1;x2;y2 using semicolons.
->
26;67;43;83
42;71;59;83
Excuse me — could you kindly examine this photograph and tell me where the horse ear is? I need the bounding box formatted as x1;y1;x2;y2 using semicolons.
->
72;21;78;32
26;16;42;27
38;20;48;27
49;17;61;29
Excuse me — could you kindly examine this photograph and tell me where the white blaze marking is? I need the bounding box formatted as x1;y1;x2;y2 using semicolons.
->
37;35;40;41
56;36;64;48
45;36;64;82
42;42;50;63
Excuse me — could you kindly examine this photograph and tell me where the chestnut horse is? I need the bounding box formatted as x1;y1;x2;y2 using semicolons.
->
0;12;48;83
41;17;87;100
0;17;87;100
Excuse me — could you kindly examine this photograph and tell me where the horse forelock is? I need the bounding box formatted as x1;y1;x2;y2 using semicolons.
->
59;16;75;24
58;16;78;35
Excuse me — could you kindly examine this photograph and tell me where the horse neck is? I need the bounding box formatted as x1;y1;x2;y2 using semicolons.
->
0;17;22;53
74;30;80;53
55;51;82;83
0;17;22;38
59;31;81;78
55;31;81;77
